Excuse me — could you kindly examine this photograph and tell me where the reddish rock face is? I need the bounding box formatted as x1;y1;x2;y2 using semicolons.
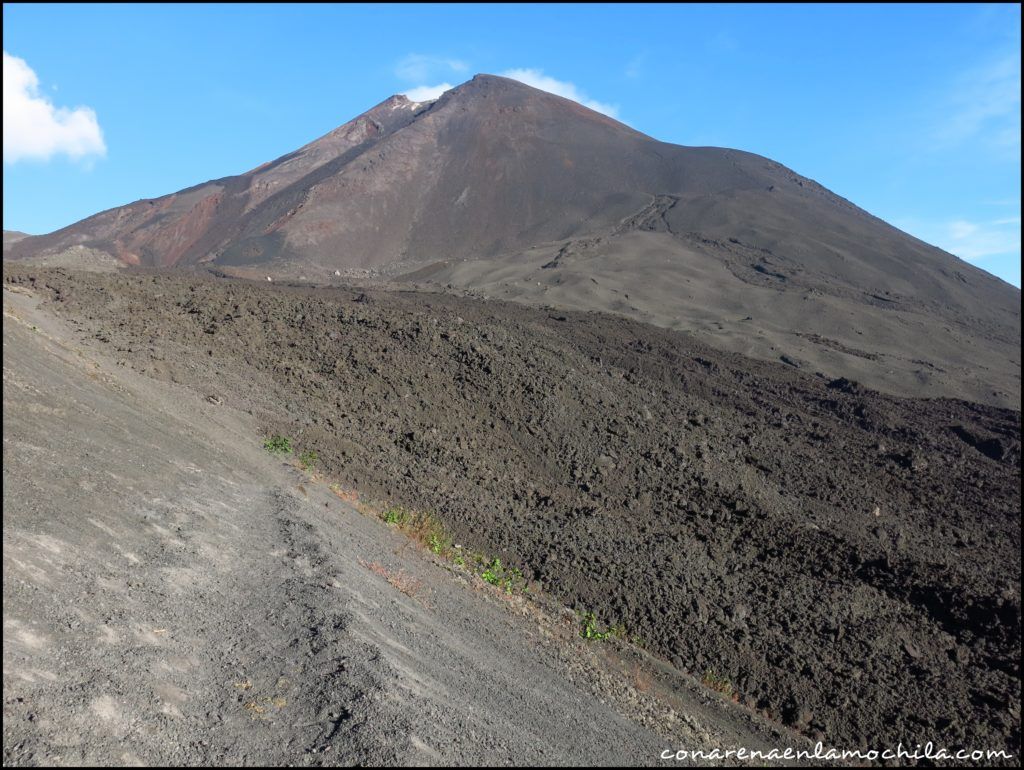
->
0;74;972;277
6;74;1021;407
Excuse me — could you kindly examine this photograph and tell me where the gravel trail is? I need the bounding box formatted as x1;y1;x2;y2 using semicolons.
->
4;281;796;766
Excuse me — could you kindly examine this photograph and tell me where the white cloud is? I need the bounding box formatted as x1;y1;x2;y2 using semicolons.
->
401;83;454;102
902;215;1021;263
944;221;1020;262
395;53;468;83
935;52;1021;158
500;68;620;119
949;219;978;240
3;51;106;163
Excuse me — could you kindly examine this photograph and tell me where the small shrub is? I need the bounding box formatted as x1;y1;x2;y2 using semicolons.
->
263;435;292;454
579;611;623;641
480;558;526;594
379;507;450;555
481;558;503;587
428;532;449;556
701;670;735;699
298;449;318;471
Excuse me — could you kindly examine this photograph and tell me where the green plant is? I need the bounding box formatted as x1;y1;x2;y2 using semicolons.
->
298;449;318;471
481;558;503;587
371;503;528;593
505;565;525;593
263;435;292;454
480;558;526;594
428;532;450;556
579;611;623;641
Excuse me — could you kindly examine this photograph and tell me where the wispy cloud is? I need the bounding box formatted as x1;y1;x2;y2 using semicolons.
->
501;68;619;119
395;53;466;104
945;219;1020;261
401;83;454;102
625;53;646;80
395;53;468;83
3;50;106;163
901;215;1021;263
934;52;1021;158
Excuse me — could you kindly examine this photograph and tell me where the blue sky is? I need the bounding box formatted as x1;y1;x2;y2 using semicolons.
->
3;3;1020;286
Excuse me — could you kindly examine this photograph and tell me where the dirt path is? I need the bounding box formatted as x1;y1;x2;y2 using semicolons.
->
3;284;798;765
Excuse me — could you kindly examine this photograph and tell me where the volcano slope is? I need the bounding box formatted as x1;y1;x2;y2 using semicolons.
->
6;75;1020;409
6;274;812;766
6;266;1020;759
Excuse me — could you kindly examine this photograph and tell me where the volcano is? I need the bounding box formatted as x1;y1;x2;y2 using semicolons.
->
6;74;1020;406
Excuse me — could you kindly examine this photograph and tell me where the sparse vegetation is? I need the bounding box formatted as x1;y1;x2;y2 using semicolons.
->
374;503;527;594
579;611;623;641
480;557;526;594
701;670;736;700
263;435;292;454
428;532;450;556
380;506;450;555
298;449;318;471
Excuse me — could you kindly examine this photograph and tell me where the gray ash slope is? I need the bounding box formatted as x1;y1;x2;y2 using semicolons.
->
6;74;1020;408
7;266;1019;759
9;276;783;766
